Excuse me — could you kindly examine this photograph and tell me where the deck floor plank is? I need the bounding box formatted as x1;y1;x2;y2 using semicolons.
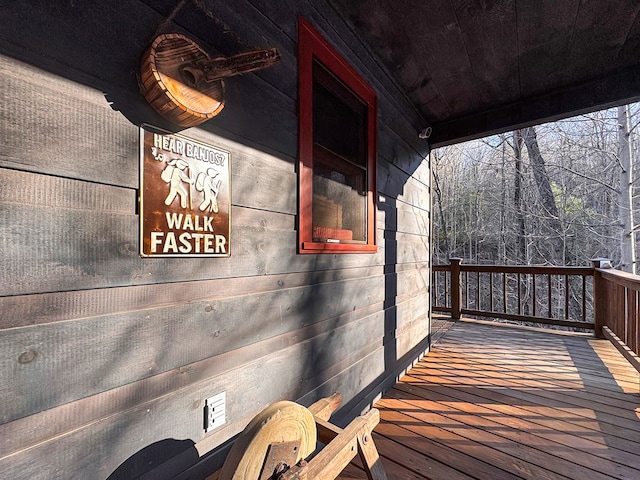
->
394;375;640;454
374;417;516;480
336;452;436;480
411;357;640;415
366;319;640;480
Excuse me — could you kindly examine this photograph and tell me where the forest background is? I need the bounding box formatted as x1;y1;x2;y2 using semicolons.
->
432;104;640;274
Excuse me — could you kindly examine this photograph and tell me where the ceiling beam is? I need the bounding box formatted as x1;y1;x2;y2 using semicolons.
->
429;63;640;147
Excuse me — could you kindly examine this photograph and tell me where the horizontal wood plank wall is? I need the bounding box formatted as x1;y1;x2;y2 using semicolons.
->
0;0;430;477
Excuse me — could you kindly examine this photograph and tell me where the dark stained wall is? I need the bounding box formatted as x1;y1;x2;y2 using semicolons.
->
0;1;431;478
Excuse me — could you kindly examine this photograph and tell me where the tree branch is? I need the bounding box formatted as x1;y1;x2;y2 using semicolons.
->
544;162;619;192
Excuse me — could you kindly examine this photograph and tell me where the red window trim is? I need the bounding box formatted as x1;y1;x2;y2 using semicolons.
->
298;16;377;254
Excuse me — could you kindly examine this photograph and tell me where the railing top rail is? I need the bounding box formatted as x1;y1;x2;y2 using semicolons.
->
598;268;640;291
433;265;451;272
462;265;593;275
433;264;593;275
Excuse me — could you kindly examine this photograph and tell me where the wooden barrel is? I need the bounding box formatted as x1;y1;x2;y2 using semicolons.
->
139;33;225;127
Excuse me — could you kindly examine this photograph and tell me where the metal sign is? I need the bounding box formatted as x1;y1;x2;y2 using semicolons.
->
140;128;231;257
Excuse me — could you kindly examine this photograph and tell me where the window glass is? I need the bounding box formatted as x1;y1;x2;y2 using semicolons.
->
312;61;368;243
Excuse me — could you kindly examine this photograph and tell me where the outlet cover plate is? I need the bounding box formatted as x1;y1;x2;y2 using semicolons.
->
205;392;226;432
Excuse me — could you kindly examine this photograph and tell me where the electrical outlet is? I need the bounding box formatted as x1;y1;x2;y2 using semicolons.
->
205;392;226;432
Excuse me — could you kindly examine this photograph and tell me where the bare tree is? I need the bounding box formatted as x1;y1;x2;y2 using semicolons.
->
431;102;640;272
520;126;564;263
512;130;527;264
432;150;450;259
618;105;636;273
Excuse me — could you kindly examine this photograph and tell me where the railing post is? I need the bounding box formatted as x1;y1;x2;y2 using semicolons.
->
450;258;463;320
591;258;611;339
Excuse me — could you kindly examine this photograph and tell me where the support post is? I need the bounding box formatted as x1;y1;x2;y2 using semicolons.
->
591;258;611;339
450;258;463;320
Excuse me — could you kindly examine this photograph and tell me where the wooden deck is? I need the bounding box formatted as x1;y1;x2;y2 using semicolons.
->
340;319;640;480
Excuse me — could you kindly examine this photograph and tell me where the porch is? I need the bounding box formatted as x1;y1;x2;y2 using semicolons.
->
337;261;640;479
341;318;640;480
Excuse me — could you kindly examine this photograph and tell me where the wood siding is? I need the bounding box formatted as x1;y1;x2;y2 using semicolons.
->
0;1;430;478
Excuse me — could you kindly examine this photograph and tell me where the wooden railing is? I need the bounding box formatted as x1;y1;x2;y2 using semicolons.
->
594;267;640;371
432;258;640;372
432;259;595;330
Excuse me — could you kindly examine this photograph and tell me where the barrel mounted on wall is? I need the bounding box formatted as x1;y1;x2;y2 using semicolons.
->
139;33;280;127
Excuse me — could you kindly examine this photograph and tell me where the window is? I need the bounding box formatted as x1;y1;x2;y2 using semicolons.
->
298;17;377;254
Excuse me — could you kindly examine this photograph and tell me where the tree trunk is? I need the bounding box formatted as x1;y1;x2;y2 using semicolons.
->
618;105;636;273
513;131;527;264
432;152;450;259
520;126;563;263
499;139;507;262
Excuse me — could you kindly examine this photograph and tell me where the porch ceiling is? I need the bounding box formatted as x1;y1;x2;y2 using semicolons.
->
329;0;640;147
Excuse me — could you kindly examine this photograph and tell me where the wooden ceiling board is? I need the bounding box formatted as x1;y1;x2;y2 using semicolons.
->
372;0;487;121
328;0;463;121
449;0;520;110
517;37;575;97
515;0;579;96
565;0;640;79
617;10;640;66
515;0;580;51
394;2;479;120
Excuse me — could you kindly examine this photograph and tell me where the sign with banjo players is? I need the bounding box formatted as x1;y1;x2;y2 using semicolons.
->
140;129;231;257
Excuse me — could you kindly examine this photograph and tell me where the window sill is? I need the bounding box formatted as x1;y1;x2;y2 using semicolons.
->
300;242;377;254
